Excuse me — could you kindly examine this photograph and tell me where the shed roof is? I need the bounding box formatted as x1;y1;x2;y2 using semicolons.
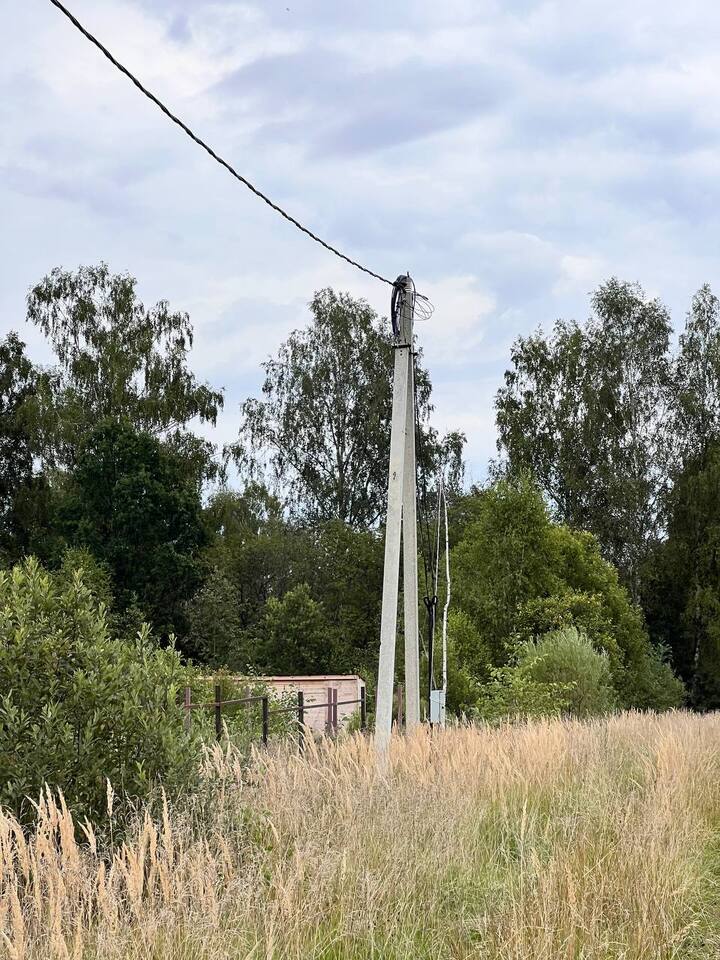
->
262;674;365;683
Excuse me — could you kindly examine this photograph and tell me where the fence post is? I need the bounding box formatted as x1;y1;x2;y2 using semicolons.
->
326;686;333;735
360;686;367;731
332;687;338;735
262;695;269;747
183;685;192;734
297;690;305;754
214;683;222;742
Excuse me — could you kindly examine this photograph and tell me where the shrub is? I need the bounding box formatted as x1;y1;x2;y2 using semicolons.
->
477;626;616;722
630;645;686;712
515;626;617;718
445;610;487;715
476;668;572;722
0;558;198;825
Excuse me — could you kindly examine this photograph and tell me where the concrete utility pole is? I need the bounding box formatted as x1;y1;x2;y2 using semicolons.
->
376;276;420;755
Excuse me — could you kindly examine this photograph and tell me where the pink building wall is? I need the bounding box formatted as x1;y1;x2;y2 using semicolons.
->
261;674;365;734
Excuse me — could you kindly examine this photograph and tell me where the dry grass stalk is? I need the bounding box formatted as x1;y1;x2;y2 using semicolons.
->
2;711;720;959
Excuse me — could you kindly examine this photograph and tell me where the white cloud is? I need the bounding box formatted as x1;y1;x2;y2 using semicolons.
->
553;254;606;297
3;0;720;482
415;275;496;362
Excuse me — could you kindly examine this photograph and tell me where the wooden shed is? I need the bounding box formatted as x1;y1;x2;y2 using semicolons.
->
261;674;366;734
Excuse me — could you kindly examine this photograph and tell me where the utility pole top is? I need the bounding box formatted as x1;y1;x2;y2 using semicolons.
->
391;275;415;346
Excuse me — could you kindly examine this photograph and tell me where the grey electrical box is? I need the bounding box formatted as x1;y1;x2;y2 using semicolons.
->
430;689;446;725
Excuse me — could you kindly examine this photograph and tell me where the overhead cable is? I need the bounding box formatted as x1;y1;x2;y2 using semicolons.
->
48;0;395;287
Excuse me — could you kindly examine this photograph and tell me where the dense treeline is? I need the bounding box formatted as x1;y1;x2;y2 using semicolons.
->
2;263;720;738
496;280;720;708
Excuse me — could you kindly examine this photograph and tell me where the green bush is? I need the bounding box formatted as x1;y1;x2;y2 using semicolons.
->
513;592;622;683
0;558;198;825
515;626;617;718
630;644;686;712
445;610;487;715
475;668;572;722
477;626;616;722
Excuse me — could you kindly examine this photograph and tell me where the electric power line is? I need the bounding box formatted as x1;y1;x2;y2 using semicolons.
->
48;0;395;288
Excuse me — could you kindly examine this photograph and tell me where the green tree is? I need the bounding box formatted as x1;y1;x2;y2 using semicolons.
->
451;475;683;711
199;491;384;677
451;474;557;666
674;284;720;465
59;420;208;640
0;558;196;826
257;584;333;675
26;263;223;470
288;520;384;675
496;278;673;595
236;287;464;528
184;568;245;669
0;333;42;561
643;444;720;709
202;486;297;636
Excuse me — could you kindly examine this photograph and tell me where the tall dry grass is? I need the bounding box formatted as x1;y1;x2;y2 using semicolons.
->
2;711;720;959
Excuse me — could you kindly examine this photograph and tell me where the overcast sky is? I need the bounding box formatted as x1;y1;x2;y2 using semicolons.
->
3;0;720;483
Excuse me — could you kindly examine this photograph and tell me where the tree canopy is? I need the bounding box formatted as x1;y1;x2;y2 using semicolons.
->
26;263;224;469
0;333;39;561
2;263;710;744
57;419;208;640
643;444;720;709
236;287;464;527
496;279;673;596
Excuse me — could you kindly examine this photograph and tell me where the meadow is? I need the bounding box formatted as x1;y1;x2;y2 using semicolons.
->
2;711;720;960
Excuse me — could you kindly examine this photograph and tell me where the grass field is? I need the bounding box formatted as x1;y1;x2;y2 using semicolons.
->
2;711;720;959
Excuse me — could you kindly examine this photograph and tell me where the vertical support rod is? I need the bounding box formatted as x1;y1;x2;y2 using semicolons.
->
376;276;414;756
360;686;367;731
425;595;437;727
332;688;338;734
262;695;269;747
441;480;451;700
297;691;305;754
214;683;222;742
183;685;192;734
402;347;420;730
326;686;332;734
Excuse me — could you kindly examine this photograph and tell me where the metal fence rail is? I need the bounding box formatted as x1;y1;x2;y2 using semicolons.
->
183;684;367;752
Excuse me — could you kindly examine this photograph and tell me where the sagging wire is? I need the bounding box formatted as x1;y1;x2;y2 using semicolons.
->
49;0;441;296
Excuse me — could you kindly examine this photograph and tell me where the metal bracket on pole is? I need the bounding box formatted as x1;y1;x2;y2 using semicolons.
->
376;275;420;755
